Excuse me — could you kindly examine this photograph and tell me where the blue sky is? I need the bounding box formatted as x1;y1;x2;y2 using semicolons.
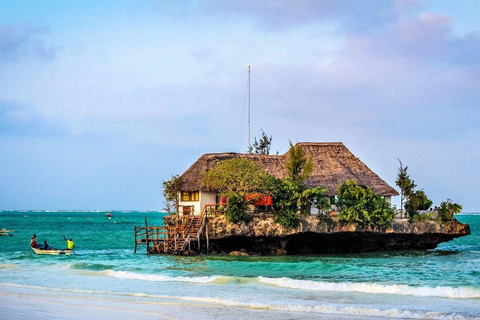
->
0;0;479;211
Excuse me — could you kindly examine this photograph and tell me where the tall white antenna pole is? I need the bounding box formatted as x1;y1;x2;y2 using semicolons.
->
248;64;251;153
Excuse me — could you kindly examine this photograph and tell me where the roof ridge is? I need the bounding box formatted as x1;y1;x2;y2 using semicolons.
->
296;142;344;146
202;152;282;157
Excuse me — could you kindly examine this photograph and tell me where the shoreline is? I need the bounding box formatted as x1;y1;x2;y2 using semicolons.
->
0;287;387;320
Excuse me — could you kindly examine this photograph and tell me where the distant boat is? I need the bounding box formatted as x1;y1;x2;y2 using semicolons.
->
32;247;71;255
0;229;15;236
105;212;113;218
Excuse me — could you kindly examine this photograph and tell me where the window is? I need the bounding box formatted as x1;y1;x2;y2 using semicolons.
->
181;191;199;202
330;196;336;205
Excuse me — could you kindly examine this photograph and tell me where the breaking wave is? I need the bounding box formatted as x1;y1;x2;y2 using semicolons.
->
100;270;480;299
258;277;480;299
105;270;227;283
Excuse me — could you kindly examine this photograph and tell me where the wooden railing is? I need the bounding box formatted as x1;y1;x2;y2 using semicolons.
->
134;226;169;253
204;204;226;217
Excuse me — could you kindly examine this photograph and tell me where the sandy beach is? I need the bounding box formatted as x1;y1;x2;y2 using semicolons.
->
1;286;374;320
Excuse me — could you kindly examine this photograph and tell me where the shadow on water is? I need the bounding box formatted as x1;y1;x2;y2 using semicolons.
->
157;249;461;263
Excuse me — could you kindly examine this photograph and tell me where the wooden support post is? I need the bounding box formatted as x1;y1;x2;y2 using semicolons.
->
206;218;209;254
134;226;137;254
145;218;149;254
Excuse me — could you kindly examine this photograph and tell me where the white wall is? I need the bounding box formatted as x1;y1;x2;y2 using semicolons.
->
178;191;200;216
178;191;216;216
200;192;216;213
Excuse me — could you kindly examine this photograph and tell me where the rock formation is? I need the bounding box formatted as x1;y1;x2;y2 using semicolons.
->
201;215;470;255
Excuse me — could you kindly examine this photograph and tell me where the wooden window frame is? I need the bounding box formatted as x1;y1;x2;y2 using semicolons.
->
181;191;199;202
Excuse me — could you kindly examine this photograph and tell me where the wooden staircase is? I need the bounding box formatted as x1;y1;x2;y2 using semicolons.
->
165;207;207;254
135;204;223;255
134;208;206;254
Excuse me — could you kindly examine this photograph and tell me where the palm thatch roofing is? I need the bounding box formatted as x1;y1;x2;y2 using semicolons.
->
179;142;398;196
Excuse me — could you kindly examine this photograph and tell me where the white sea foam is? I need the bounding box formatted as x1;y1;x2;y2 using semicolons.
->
104;271;480;299
105;270;224;283
1;282;478;320
258;277;480;299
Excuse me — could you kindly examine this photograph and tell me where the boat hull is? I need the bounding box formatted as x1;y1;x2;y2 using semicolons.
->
32;247;71;255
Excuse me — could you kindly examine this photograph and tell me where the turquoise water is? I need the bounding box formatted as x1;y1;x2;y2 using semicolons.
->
1;211;479;319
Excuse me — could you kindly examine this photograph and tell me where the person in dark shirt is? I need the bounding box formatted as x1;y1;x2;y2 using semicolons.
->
44;240;49;250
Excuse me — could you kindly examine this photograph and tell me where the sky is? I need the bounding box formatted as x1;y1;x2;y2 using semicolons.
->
0;0;479;211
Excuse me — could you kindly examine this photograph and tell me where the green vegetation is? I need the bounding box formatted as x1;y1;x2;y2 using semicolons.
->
203;158;270;223
249;129;273;155
203;158;269;197
395;159;414;216
410;211;435;222
268;177;329;229
405;189;433;215
285;141;313;183
395;160;432;219
395;160;463;223
226;194;249;223
437;199;462;222
337;180;394;228
162;174;181;214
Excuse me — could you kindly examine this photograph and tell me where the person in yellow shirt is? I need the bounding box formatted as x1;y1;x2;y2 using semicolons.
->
67;239;75;250
63;235;75;250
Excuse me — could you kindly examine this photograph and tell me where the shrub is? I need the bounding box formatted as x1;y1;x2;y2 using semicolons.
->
337;180;394;228
411;211;435;222
267;177;328;230
437;199;462;222
226;193;249;223
275;209;300;230
405;190;433;219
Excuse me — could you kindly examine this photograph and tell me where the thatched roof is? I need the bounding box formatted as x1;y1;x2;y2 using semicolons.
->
179;142;398;196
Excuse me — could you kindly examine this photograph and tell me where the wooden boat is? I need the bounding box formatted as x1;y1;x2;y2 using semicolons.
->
105;212;112;218
32;247;71;255
0;229;15;236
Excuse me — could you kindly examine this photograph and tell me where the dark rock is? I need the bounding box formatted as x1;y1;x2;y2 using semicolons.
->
203;216;470;255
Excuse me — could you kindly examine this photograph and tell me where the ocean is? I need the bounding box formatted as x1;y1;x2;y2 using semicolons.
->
0;211;479;319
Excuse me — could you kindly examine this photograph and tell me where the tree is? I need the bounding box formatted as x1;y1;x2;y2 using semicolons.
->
203;158;269;197
162;174;182;214
249;129;272;155
395;160;432;219
337;180;394;228
285;141;313;183
437;199;462;222
203;158;270;223
395;159;415;218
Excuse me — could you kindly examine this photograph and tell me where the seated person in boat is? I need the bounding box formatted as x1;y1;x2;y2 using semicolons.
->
30;234;39;248
43;240;49;250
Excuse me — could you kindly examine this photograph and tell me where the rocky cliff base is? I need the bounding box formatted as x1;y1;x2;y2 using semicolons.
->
201;215;470;255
